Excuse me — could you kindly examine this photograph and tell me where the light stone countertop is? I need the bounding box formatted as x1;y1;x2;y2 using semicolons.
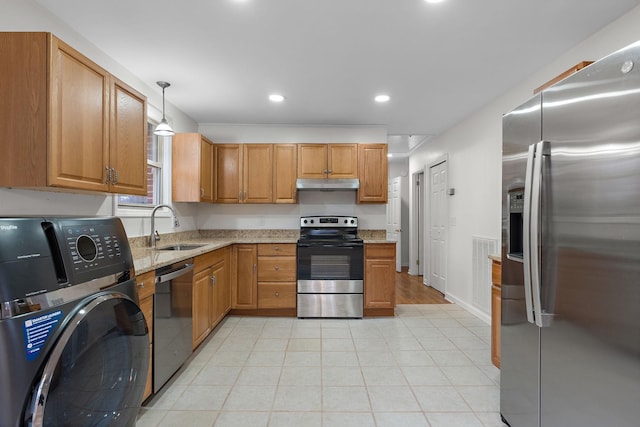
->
130;229;390;274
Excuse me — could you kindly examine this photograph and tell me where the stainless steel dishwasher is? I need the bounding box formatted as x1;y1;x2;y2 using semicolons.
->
154;259;194;393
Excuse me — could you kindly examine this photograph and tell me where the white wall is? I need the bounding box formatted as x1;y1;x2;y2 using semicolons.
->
409;4;640;317
196;124;388;230
0;0;199;238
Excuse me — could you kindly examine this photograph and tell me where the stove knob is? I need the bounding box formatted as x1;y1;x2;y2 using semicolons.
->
303;219;308;224
344;219;348;224
310;219;314;224
350;219;355;224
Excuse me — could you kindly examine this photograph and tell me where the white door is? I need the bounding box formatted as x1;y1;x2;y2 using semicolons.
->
429;161;447;293
386;176;402;272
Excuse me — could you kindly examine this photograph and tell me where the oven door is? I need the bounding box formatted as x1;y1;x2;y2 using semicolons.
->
297;242;363;293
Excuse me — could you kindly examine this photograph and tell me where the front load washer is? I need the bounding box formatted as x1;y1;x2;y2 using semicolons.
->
0;217;149;427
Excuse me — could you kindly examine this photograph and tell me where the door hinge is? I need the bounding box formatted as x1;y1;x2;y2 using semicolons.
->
416;180;420;186
416;259;420;265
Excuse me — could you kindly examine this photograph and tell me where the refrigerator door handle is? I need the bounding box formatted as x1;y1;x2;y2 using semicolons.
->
523;143;536;324
529;140;550;328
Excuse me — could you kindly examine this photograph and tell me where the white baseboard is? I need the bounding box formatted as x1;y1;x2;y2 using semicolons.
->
444;291;491;325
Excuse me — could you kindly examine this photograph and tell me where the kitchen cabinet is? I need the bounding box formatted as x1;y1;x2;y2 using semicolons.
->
231;244;258;309
364;243;396;316
358;144;388;203
273;144;298;203
214;143;297;204
135;270;156;401
243;144;273;203
172;133;214;202
297;144;358;179
257;244;296;309
490;257;502;368
0;32;147;195
192;248;230;349
214;144;243;203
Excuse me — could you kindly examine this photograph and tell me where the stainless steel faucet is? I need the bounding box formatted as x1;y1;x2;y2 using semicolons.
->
149;204;180;248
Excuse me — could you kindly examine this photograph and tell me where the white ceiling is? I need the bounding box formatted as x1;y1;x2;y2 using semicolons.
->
35;0;640;154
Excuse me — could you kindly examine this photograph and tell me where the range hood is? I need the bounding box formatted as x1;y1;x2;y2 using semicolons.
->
296;178;360;191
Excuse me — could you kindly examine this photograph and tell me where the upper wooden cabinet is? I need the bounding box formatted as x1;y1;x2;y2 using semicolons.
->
214;143;297;204
297;144;358;179
172;133;214;202
273;144;298;203
214;144;243;203
243;144;273;203
0;32;147;195
358;144;388;203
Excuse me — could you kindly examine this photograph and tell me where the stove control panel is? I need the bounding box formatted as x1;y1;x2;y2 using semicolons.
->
300;216;358;228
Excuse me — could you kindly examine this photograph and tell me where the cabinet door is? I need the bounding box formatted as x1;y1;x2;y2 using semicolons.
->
200;138;214;202
328;144;358;178
211;258;228;327
491;284;501;368
214;144;242;203
273;144;298;203
193;267;212;349
364;244;396;309
358;144;388;203
109;77;147;195
297;144;327;178
139;295;154;400
0;32;48;188
49;36;110;191
232;244;257;309
243;144;273;203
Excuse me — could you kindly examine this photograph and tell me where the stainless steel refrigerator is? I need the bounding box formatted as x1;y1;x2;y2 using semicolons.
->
501;41;640;427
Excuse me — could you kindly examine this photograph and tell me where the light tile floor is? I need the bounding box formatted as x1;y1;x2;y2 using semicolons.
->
137;304;508;427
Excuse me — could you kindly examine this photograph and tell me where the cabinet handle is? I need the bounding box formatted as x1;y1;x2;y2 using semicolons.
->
113;168;119;184
274;246;280;251
201;188;205;197
274;291;280;298
137;281;144;288
105;166;111;184
274;266;279;271
211;275;216;286
253;264;257;272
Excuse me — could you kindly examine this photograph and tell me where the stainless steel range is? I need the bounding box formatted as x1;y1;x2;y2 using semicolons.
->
296;216;364;318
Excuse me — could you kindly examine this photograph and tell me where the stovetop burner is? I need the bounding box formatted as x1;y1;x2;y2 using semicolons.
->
298;216;362;245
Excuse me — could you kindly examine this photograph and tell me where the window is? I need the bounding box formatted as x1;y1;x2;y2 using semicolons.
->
117;121;166;207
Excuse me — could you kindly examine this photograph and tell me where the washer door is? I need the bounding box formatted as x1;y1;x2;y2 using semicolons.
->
26;292;149;427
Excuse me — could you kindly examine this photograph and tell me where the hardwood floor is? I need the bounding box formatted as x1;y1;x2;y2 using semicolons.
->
395;267;449;304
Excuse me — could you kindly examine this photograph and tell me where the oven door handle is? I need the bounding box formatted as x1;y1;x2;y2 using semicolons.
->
297;243;363;248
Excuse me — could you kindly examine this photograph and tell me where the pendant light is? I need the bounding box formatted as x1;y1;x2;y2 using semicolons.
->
154;81;175;136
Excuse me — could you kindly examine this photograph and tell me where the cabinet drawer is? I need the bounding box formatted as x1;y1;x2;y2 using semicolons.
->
136;271;156;301
491;261;502;287
194;247;227;272
257;256;296;281
258;282;296;308
258;243;296;256
365;243;395;259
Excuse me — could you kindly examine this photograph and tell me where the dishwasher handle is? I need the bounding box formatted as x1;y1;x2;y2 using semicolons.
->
156;263;194;283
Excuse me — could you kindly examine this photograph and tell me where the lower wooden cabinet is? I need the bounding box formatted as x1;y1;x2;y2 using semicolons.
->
135;270;156;401
192;248;230;349
490;257;502;368
232;244;258;309
257;243;296;309
364;243;396;316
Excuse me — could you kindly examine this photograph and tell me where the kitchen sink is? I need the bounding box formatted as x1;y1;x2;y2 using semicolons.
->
155;244;205;251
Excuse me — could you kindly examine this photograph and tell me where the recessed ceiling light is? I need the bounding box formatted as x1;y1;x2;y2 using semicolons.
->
387;153;393;158
425;0;446;3
375;94;390;103
269;94;285;102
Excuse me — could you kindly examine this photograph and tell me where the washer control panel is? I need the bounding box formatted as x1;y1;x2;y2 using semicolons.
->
62;222;123;273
